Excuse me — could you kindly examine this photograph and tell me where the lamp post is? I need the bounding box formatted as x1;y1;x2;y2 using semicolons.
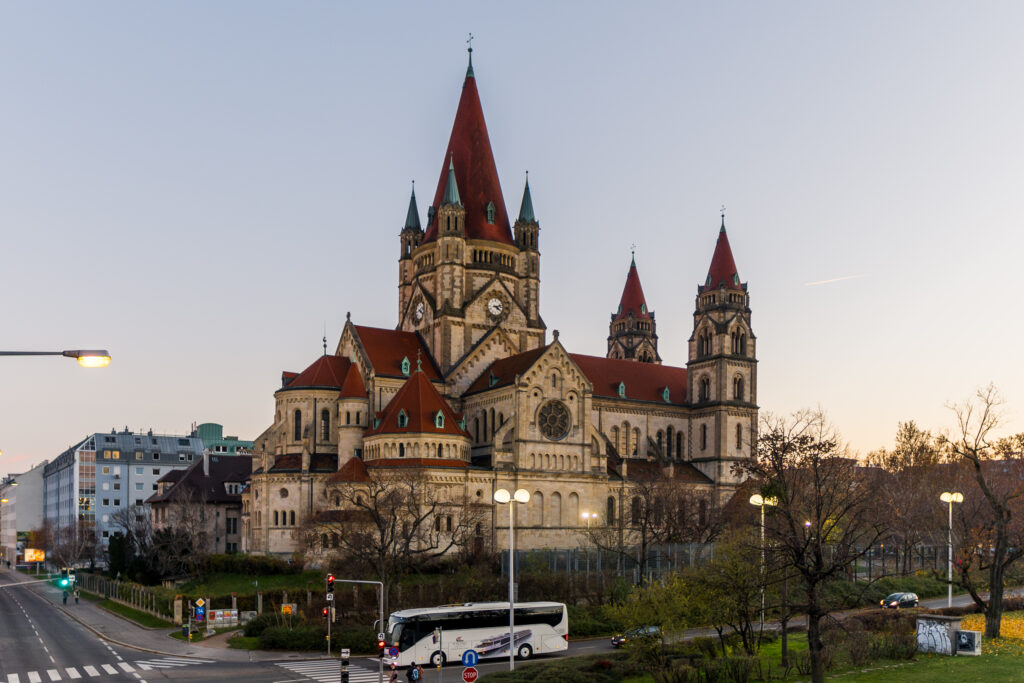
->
494;487;530;671
581;512;597;528
0;350;111;368
940;491;964;607
749;494;777;633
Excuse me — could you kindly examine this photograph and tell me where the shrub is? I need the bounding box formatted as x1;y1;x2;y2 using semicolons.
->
242;613;278;638
258;624;327;651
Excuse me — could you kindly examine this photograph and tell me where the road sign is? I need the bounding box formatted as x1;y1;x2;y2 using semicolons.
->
388;647;399;657
326;592;334;601
461;650;480;667
195;598;206;608
378;632;385;640
341;648;350;658
462;667;479;683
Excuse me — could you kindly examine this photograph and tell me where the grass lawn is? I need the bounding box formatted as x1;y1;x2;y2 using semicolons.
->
227;636;261;650
179;571;324;596
98;599;174;628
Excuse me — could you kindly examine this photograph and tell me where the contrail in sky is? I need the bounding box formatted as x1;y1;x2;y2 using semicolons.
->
803;274;867;287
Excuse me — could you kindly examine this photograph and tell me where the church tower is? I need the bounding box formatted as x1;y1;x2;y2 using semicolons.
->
687;215;757;487
398;48;546;373
398;184;423;319
607;254;660;363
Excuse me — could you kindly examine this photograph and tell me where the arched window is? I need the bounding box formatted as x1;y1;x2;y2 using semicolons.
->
399;443;405;458
657;431;663;450
273;511;279;526
486;201;496;224
334;496;340;507
632;428;640;455
698;330;712;358
699;377;711;402
435;516;441;531
700;424;707;451
446;516;452;532
666;427;673;458
321;409;330;440
568;492;579;525
531;491;544;526
434;411;445;429
474;418;480;442
482;411;488;440
676;432;683;459
437;443;443;458
293;409;302;441
356;412;360;425
397;410;408;428
618;381;626;398
321;533;328;549
490;409;496;437
551;492;562;527
331;533;339;548
733;376;744;401
631;496;642;525
289;510;295;526
610;426;619;454
736;423;743;450
346;411;351;425
552;372;557;388
498;412;504;427
606;496;616;525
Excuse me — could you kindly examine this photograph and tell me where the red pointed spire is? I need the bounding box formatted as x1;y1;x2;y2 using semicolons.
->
701;217;743;292
422;64;514;245
615;254;651;320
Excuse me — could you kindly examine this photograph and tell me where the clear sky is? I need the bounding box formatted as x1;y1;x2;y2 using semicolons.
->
3;2;1023;475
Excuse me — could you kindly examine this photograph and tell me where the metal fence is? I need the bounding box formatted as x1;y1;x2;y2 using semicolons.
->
500;543;716;584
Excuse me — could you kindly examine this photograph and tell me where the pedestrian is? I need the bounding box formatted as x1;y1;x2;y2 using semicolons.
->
406;663;419;682
416;664;425;680
62;590;68;605
388;669;399;683
74;589;80;605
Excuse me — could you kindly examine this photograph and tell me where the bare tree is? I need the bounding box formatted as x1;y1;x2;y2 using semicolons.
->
307;467;486;600
743;409;886;683
941;384;1024;638
150;486;210;578
588;470;719;584
865;421;946;574
51;520;99;570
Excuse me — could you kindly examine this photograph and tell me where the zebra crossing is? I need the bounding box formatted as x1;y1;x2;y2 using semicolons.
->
2;656;210;681
276;660;384;682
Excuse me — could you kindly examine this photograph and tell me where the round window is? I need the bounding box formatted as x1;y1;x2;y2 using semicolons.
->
279;487;289;499
538;401;571;441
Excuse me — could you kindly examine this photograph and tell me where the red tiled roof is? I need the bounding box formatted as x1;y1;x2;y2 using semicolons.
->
353;325;442;380
280;356;351;392
339;363;367;399
701;224;743;292
615;259;650;320
329;457;370;482
569;354;687;404
422;69;514;246
365;371;467;437
367;458;469;469
465;345;549;395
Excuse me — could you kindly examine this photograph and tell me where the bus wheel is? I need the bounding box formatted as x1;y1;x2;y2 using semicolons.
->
430;651;446;667
516;644;533;660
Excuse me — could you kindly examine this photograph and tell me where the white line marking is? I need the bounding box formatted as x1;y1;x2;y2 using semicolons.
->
26;673;41;683
117;663;134;672
101;665;117;675
65;668;81;680
6;673;20;683
46;671;60;682
82;666;99;677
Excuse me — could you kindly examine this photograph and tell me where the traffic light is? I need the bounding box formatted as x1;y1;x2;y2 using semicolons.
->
377;638;386;657
326;574;335;592
59;568;69;587
321;607;329;618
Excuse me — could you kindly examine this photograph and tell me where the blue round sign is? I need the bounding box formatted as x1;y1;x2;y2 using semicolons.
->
388;647;399;657
461;650;480;667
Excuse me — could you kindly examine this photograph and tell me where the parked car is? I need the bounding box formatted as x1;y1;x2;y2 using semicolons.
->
880;592;919;609
611;625;661;648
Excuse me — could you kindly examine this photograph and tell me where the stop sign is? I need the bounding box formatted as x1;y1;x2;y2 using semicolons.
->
462;667;479;683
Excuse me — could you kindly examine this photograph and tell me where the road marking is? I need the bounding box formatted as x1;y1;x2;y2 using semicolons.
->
100;665;117;675
26;673;40;683
117;663;134;672
82;667;98;677
6;674;19;683
45;672;59;682
64;668;81;679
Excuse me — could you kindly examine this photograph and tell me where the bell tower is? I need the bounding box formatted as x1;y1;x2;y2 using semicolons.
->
607;253;660;363
687;215;756;488
398;183;423;321
513;173;541;329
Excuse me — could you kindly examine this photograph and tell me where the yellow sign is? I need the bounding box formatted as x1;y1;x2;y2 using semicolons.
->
24;549;45;562
195;598;206;607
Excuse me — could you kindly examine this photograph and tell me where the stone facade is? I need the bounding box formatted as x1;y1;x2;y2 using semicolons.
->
241;55;756;558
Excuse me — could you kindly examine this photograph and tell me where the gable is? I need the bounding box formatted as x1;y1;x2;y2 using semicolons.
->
449;326;523;396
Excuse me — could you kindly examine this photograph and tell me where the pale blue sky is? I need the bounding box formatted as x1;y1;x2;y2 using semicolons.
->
3;2;1023;473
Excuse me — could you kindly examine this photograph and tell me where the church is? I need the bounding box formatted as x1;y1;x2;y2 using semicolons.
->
241;51;757;557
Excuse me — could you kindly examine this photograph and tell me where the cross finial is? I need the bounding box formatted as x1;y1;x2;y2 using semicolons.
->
416;348;422;373
323;323;327;356
721;204;726;218
466;33;475;76
467;33;474;51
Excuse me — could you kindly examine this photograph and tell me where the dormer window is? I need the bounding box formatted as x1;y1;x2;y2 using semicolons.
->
618;381;626;398
373;417;381;429
641;304;647;314
458;417;466;431
401;357;410;376
434;411;445;429
489;372;499;388
397;410;409;428
662;387;671;403
486;201;496;224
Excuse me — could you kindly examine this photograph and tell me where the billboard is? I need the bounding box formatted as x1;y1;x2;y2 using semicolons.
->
24;548;45;562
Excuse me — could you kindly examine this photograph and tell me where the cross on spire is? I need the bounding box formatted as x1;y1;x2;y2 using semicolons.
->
466;33;474;76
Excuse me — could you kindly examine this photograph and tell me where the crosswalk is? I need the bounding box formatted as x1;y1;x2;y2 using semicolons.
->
3;656;211;681
276;660;385;682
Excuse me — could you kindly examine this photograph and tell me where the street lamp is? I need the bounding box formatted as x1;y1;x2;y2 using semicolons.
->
0;350;111;368
749;494;778;633
494;487;530;671
581;512;597;528
940;491;964;607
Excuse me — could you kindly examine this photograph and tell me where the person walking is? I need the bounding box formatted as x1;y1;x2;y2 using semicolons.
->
74;589;80;605
62;590;68;605
406;663;420;682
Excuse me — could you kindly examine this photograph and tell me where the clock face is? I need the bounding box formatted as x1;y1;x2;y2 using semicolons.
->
487;297;503;317
414;301;424;321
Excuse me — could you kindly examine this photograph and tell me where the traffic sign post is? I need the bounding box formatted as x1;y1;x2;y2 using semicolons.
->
462;667;479;683
340;647;350;683
461;650;479;667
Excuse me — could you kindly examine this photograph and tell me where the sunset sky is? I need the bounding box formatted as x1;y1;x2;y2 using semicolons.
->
3;1;1023;474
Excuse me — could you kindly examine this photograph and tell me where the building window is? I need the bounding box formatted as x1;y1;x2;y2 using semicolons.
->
401;357;411;376
698;330;712;358
113;499;120;506
356;412;360;425
293;409;302;441
733;376;744;401
434;411;445;429
274;511;279;526
736;423;743;450
113;483;120;490
321;409;330;440
677;432;683;459
179;453;186;461
152;483;158;491
346;411;351;425
102;498;110;506
397;410;409;428
699;377;710;402
135;467;143;475
289;511;295;526
666;427;673;458
135;499;142;506
153;468;160;475
486;201;496;224
617;381;626;398
606;496;615;525
399;443;406;458
153;452;160;460
135;451;143;460
700;424;707;451
135;483;143;490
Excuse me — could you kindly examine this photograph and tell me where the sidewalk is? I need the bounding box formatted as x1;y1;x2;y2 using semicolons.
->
5;567;316;662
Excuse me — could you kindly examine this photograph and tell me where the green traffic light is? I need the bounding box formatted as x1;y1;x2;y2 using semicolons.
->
60;579;69;587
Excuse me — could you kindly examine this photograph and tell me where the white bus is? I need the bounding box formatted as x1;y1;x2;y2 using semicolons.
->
383;601;568;667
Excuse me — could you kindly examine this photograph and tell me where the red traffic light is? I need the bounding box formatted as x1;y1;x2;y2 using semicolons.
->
377;639;386;649
322;607;330;616
327;574;335;591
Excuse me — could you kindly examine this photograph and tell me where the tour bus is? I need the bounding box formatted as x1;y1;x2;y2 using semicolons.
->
383;601;568;667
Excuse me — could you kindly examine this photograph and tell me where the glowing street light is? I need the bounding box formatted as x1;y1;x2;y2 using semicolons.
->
0;350;111;368
494;487;530;671
749;494;778;632
940;491;964;607
581;512;598;528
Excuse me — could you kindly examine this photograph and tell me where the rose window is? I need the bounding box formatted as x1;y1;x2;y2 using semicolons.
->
538;401;571;441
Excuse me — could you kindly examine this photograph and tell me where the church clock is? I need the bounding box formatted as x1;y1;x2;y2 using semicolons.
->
487;297;503;319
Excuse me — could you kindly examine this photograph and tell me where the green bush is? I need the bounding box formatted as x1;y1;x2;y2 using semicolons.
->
258;624;328;651
567;604;627;637
243;613;279;638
